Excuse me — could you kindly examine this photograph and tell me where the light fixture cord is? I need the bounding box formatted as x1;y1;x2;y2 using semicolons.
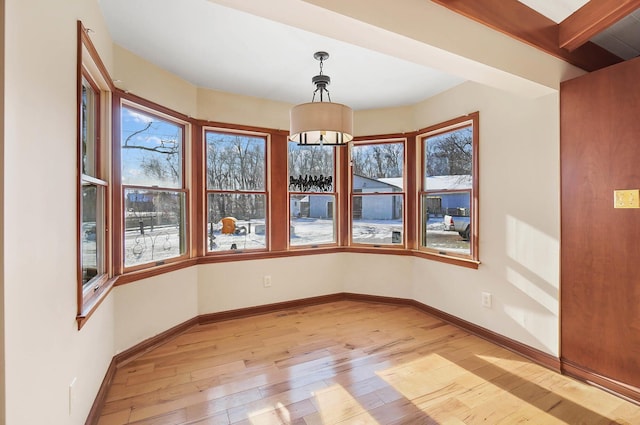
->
311;56;332;103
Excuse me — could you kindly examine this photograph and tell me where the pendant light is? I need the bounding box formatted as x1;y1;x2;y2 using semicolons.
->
289;51;353;146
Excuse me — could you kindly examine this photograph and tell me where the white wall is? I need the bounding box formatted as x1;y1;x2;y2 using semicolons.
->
114;45;198;118
343;253;413;299
4;1;117;424
411;82;560;355
197;87;292;131
114;267;198;353
198;254;345;314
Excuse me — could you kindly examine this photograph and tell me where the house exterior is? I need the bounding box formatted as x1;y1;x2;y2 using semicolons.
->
423;175;471;217
300;175;403;220
290;195;304;217
353;175;402;220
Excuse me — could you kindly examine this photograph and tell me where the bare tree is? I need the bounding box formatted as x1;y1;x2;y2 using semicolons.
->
288;144;333;177
425;128;472;176
352;142;404;179
206;133;266;220
122;119;182;186
120;110;184;234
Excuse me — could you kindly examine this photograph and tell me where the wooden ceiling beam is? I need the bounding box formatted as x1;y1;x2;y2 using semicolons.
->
431;0;622;72
559;0;640;51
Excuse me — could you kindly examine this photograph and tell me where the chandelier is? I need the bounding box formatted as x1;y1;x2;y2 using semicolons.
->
289;51;353;146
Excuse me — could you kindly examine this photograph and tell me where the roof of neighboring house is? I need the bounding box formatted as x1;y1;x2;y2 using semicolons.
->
425;175;472;191
376;175;471;191
377;177;403;190
354;174;403;193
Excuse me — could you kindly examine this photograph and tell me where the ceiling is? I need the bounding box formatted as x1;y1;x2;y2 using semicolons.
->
98;0;640;112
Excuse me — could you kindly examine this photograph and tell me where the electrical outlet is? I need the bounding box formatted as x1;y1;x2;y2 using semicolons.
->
69;377;77;415
263;275;272;288
481;292;492;308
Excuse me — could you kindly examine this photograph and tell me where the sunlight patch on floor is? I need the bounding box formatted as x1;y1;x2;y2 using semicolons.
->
376;353;579;424
310;384;380;424
249;402;291;425
377;353;471;400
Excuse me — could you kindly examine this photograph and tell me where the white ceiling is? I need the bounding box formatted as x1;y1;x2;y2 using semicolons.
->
99;0;465;111
98;0;640;112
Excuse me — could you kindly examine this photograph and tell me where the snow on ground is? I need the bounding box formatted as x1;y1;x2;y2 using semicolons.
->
120;217;470;264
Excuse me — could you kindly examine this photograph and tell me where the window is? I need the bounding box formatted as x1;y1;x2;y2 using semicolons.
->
120;103;188;268
205;130;267;252
288;142;336;247
80;74;108;298
350;140;405;246
420;113;478;260
77;21;112;320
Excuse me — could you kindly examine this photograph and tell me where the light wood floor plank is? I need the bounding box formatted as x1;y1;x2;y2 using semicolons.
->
97;301;640;424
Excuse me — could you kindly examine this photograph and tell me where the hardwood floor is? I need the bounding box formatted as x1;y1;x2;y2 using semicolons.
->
97;301;640;424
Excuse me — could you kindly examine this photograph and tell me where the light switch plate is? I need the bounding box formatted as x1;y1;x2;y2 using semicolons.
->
614;189;639;209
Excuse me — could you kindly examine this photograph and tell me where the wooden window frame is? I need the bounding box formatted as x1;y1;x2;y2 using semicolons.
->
348;138;408;249
76;21;115;328
287;141;339;249
417;112;480;263
116;99;191;273
203;127;270;256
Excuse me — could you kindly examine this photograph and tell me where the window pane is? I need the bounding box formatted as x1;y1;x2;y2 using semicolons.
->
124;189;186;267
423;191;471;255
81;183;104;287
288;142;335;247
121;106;183;188
206;132;265;191
288;143;334;191
352;142;404;180
352;195;403;245
207;193;266;251
351;141;404;246
424;126;472;190
290;195;335;246
81;77;98;176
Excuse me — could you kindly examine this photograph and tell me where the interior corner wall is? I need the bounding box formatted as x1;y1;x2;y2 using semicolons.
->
342;253;413;299
4;1;117;424
411;82;561;356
